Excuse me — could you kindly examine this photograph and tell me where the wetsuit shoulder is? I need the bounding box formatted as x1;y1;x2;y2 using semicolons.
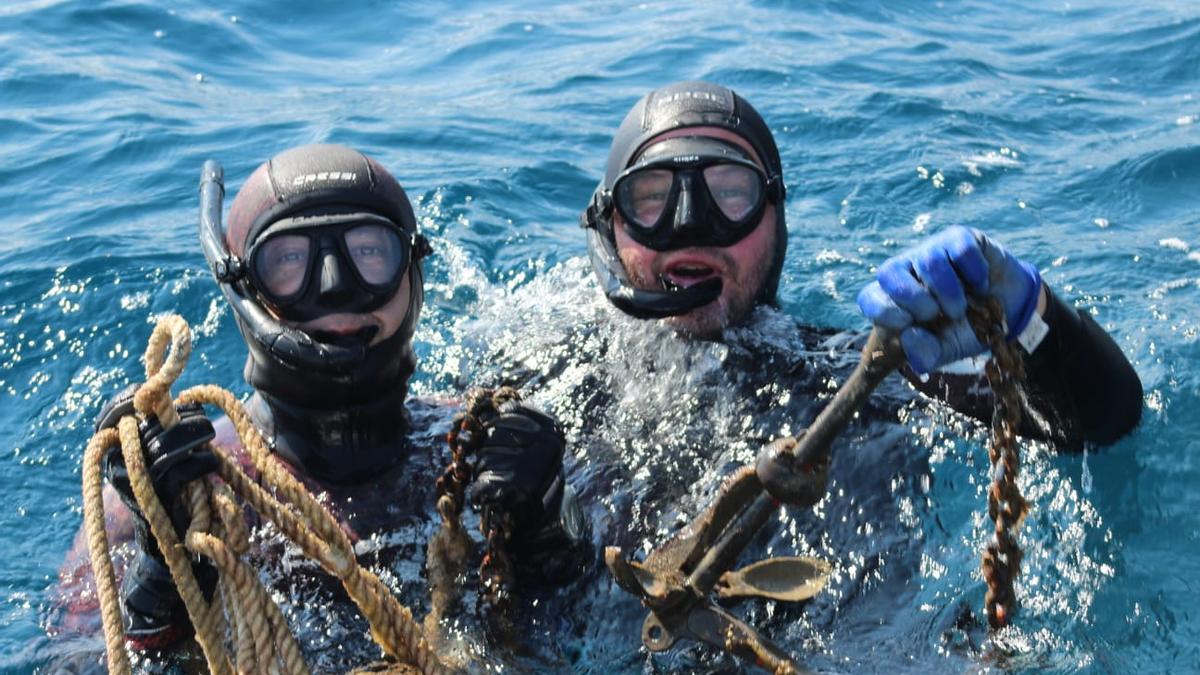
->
50;484;136;631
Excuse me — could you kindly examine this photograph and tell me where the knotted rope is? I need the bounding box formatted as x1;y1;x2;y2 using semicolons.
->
966;298;1031;629
82;314;449;674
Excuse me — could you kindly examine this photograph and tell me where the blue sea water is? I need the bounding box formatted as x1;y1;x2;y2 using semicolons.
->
1;0;1197;672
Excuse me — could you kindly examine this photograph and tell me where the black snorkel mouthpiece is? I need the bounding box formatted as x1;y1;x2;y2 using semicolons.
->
584;223;722;319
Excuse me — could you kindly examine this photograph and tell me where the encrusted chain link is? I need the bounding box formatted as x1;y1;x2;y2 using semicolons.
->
967;298;1030;629
429;386;522;628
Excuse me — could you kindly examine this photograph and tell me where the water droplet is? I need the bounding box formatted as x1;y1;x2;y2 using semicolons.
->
1080;445;1093;494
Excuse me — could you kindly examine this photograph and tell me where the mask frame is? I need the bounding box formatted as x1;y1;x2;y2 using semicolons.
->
245;213;424;322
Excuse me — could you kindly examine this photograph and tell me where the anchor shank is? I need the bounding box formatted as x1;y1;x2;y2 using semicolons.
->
607;328;908;673
674;329;906;613
685;492;776;599
786;327;904;463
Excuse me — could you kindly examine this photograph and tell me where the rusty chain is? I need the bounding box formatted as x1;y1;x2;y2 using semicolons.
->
478;508;515;621
966;297;1031;629
430;386;522;625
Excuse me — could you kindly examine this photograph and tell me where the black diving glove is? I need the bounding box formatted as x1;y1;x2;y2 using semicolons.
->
468;402;588;570
95;383;219;646
97;383;220;547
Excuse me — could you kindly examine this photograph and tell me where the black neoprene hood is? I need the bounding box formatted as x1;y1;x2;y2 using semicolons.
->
194;144;433;483
226;144;418;257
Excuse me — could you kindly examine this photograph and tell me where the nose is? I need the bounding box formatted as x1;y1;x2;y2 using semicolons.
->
317;250;354;306
672;176;700;233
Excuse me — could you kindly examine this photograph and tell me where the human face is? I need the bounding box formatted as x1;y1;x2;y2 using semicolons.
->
614;127;777;338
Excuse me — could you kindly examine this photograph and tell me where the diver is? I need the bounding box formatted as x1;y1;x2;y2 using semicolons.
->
457;80;1144;671
47;144;586;672
581;78;1141;445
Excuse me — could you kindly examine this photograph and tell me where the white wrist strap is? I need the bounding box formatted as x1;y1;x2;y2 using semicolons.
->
1016;308;1050;353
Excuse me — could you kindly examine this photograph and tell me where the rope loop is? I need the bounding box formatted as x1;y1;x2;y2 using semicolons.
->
81;314;449;674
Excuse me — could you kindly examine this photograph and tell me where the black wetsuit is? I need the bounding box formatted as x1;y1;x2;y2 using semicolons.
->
217;395;452;673
46;282;1139;673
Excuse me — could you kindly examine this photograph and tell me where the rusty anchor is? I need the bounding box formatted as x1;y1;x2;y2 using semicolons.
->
605;327;907;673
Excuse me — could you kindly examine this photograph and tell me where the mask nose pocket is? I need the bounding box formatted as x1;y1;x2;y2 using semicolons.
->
672;177;700;234
317;249;354;306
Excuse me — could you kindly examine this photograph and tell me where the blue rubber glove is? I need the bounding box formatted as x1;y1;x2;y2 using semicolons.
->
856;226;1041;374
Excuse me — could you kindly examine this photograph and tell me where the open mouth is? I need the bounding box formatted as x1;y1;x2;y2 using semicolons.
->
660;262;718;291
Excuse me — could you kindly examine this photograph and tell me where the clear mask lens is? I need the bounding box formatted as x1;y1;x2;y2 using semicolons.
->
343;225;405;286
702;163;762;222
255;234;311;298
617;169;674;230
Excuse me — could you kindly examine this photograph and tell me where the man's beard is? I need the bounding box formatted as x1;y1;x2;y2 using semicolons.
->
663;300;735;338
